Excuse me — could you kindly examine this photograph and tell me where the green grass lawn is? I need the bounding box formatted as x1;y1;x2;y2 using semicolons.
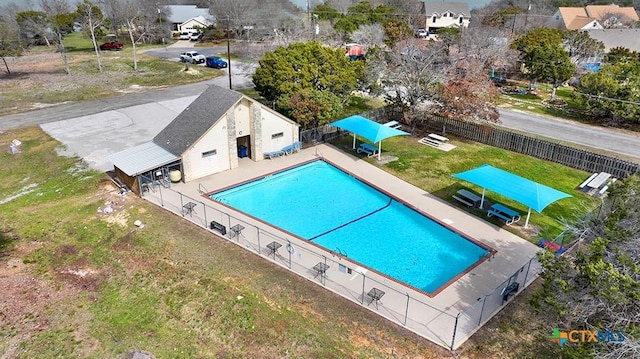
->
0;123;590;358
331;134;599;241
496;82;584;121
0;127;446;358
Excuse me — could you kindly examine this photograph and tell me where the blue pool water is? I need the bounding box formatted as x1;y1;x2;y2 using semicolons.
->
211;161;489;294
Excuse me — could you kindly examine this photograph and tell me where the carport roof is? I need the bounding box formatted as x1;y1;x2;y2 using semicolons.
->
107;142;180;176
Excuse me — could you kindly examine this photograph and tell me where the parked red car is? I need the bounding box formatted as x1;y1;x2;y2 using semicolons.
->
99;41;124;51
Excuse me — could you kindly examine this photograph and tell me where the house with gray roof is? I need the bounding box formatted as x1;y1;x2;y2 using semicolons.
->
586;29;640;53
419;1;470;34
108;85;299;194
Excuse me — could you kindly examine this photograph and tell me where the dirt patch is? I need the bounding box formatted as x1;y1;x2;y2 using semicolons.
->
0;240;77;357
2;51;113;91
96;180;136;227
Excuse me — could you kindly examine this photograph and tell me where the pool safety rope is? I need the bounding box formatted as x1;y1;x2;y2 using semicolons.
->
307;198;393;241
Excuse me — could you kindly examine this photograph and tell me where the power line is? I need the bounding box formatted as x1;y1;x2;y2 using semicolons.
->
573;91;640;107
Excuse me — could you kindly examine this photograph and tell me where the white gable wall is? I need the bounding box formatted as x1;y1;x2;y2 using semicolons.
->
581;20;603;30
182;120;230;182
179;97;300;182
234;99;251;137
428;13;469;28
259;109;298;154
178;19;208;33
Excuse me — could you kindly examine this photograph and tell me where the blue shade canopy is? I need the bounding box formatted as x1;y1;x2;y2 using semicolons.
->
331;115;409;143
452;164;571;213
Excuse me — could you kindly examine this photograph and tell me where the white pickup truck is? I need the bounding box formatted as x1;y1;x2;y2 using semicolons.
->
180;51;206;64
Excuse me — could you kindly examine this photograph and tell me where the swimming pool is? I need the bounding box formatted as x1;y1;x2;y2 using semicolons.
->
210;160;489;294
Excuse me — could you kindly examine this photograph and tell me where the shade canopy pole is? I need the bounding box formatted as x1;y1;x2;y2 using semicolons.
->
352;133;356;149
525;208;532;228
377;141;382;160
480;188;486;208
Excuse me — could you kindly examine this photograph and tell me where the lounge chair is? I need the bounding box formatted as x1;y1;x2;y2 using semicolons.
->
282;141;302;155
264;150;285;159
357;143;378;157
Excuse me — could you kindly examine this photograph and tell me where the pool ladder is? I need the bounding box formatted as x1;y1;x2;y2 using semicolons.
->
334;247;348;258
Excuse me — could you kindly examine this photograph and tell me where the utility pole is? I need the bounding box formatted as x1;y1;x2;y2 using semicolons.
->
307;0;312;40
524;2;531;31
226;15;232;90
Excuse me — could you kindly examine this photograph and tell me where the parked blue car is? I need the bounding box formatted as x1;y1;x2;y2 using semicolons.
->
206;56;228;69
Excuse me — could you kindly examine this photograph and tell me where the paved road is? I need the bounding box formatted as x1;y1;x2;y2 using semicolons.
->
0;63;255;131
3;55;639;172
498;108;640;160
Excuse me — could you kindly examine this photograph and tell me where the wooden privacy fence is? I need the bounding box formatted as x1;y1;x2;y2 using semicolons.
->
418;116;639;179
300;108;638;179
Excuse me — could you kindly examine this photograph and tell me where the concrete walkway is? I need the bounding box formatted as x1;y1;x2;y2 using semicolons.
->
141;143;541;349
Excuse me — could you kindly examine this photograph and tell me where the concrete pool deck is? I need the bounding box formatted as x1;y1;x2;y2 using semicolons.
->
141;143;542;349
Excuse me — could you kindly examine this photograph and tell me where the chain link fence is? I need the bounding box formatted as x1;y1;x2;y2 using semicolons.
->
142;185;542;350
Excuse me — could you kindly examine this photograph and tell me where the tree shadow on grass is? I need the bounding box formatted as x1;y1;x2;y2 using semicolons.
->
0;71;30;80
0;231;19;258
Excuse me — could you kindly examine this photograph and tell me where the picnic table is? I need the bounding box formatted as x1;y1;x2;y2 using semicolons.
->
487;203;520;225
586;172;611;189
428;133;449;142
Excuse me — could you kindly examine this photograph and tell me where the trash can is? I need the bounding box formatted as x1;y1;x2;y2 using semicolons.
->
238;146;247;158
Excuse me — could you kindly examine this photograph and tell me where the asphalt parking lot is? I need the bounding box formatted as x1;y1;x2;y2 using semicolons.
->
4;41;259;173
40;96;197;171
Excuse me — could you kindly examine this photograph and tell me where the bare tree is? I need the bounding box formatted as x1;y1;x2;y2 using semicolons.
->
349;23;384;50
458;26;516;78
76;0;107;72
0;14;23;74
563;30;605;65
40;0;73;74
16;11;52;46
384;0;421;28
600;10;637;29
367;38;452;131
210;0;259;37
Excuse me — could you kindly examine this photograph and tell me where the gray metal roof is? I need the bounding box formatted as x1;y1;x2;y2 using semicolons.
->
166;5;211;24
420;1;470;15
153;85;244;156
107;142;180;176
586;29;640;52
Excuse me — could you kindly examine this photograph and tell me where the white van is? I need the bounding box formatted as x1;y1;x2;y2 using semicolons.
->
179;32;190;40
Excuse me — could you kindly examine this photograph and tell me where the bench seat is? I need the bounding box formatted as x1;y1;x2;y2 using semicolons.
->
487;203;520;225
383;120;402;129
418;137;441;147
452;195;474;207
357;143;379;157
453;189;481;208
